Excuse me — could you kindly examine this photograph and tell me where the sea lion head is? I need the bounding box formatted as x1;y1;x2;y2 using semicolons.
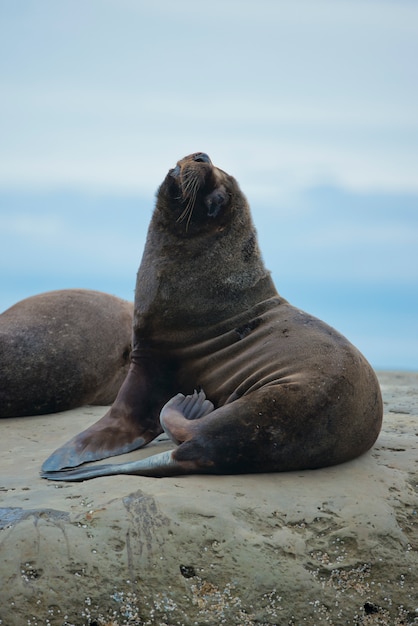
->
156;152;243;234
135;152;271;329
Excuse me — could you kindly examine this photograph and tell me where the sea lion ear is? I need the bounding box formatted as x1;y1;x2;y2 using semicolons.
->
205;186;227;218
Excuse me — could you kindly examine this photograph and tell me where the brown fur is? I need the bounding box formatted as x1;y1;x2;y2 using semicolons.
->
0;289;133;417
42;154;383;478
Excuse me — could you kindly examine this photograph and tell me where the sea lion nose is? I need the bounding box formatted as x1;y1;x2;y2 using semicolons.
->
193;153;211;164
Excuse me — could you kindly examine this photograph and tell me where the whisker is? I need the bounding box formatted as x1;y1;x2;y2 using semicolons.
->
177;171;200;230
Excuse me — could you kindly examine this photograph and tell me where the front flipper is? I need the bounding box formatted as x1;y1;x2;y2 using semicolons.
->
41;362;165;472
41;410;161;472
41;450;202;481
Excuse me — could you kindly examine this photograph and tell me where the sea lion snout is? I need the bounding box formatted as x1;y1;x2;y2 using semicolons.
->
166;152;227;229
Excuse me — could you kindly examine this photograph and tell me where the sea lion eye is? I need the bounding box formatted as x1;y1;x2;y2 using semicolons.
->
193;153;211;164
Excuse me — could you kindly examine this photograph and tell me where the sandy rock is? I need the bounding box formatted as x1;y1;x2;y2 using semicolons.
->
0;372;417;626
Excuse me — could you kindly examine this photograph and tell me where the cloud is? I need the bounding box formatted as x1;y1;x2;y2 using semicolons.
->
256;185;418;285
0;194;150;280
1;1;417;369
0;1;417;197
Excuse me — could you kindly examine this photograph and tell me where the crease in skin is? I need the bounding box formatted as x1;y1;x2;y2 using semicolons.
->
41;152;383;481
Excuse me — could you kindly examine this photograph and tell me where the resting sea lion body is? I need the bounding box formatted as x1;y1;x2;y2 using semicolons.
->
0;289;133;417
42;154;383;480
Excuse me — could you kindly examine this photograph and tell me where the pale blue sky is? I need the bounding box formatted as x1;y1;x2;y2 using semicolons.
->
0;1;417;369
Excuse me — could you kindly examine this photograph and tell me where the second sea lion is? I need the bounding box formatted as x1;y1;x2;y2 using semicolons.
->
1;289;133;417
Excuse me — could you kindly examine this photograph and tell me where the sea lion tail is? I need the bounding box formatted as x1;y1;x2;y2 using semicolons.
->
40;450;187;482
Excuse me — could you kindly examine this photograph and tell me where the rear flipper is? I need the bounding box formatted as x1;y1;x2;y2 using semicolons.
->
160;389;214;445
41;450;196;482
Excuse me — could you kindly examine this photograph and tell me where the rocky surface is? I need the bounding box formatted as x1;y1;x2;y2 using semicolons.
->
0;371;417;626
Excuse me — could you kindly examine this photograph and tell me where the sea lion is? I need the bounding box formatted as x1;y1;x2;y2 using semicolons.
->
42;153;383;480
0;289;133;417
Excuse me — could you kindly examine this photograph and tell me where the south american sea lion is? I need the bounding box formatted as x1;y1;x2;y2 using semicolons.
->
0;289;133;417
42;153;383;480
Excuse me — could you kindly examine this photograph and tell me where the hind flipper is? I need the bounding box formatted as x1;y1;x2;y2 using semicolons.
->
160;389;214;444
41;450;206;481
